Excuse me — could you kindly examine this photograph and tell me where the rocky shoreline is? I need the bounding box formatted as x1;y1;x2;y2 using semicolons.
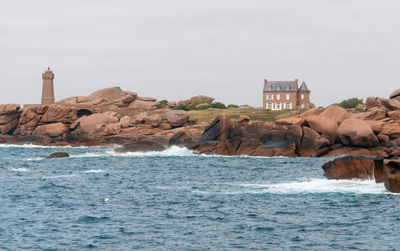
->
2;86;400;192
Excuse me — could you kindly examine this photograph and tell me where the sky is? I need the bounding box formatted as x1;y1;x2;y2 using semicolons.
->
0;0;399;107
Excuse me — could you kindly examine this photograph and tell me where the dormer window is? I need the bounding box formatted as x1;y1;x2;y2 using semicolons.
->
268;87;272;91
286;86;290;91
277;86;280;91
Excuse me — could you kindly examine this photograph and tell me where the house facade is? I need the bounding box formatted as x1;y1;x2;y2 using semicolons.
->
263;79;311;110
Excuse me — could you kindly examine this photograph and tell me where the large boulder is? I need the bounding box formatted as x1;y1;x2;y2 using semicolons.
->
178;96;215;106
78;112;119;135
57;96;89;105
115;140;166;153
119;116;136;128
380;123;400;139
382;158;400;193
319;105;350;125
237;115;250;125
0;104;20;134
381;98;400;111
355;107;387;121
297;126;331;157
128;99;158;110
166;110;189;127
254;139;296;157
0;118;19;134
337;119;379;147
33;123;67;138
40;104;77;124
298;107;323;118
143;114;162;127
390;89;400;100
120;91;137;104
275;117;304;126
14;105;49;136
0;104;20;115
366;97;386;111
322;156;375;180
200;114;233;142
88;87;122;101
306;115;338;138
169;130;193;146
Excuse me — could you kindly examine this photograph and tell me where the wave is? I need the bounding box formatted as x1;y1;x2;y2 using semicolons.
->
68;146;196;158
84;169;104;173
193;179;391;195
68;146;301;159
7;167;30;172
240;179;389;195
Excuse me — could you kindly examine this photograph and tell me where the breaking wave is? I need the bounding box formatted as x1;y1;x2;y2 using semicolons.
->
193;179;391;195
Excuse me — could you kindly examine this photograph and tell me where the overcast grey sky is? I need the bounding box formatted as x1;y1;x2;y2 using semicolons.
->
0;0;399;107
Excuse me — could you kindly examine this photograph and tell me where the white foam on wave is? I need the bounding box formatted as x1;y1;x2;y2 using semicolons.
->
7;167;30;172
69;146;196;158
193;179;392;195
240;179;389;195
41;174;78;179
84;169;104;173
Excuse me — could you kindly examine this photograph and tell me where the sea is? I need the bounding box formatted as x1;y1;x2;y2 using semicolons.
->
1;144;399;250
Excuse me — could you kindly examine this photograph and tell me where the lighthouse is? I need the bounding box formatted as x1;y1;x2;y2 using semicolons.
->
41;67;55;105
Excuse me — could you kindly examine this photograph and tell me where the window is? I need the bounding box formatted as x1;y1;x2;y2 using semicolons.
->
301;104;304;109
276;103;281;110
267;94;273;100
267;103;272;109
277;86;281;91
286;94;290;100
286;86;290;91
285;103;290;109
301;94;304;100
277;94;280;100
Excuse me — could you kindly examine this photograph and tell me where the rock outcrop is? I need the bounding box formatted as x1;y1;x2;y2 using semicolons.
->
46;152;70;159
322;156;376;180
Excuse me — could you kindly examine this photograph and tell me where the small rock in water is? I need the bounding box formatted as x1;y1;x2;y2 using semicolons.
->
45;152;70;159
104;198;110;202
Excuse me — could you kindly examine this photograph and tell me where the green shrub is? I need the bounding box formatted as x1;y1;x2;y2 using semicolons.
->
338;98;363;109
157;99;168;109
189;100;211;110
173;104;190;111
211;102;227;109
227;104;239;108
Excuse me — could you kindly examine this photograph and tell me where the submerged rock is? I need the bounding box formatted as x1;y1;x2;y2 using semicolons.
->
46;152;70;159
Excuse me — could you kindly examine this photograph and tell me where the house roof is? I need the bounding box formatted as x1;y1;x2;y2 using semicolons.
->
263;81;296;92
298;81;310;92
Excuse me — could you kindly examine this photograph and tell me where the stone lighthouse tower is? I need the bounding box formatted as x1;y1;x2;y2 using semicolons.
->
41;67;55;105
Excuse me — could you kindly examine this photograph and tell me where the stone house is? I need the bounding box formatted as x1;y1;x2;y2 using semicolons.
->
263;79;311;110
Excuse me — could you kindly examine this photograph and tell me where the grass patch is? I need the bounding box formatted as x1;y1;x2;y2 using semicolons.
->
187;108;306;124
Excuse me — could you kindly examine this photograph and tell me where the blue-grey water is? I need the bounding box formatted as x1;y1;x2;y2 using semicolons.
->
1;144;399;250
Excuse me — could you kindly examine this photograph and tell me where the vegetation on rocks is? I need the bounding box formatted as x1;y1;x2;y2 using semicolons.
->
338;98;364;109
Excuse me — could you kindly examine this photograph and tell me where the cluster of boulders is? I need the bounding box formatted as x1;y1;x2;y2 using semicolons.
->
317;88;400;193
321;153;400;193
57;87;159;111
177;88;399;160
0;103;190;145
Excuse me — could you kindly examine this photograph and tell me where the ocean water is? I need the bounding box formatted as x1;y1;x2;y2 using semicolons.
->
1;144;399;250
